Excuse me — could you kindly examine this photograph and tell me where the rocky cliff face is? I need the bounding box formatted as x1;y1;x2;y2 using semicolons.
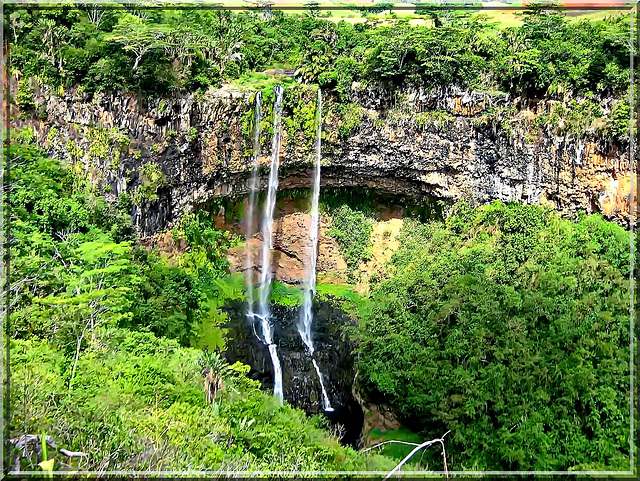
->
12;82;636;234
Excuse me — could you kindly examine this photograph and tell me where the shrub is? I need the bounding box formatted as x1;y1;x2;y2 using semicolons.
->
337;103;362;138
186;127;198;143
327;204;374;273
16;79;36;114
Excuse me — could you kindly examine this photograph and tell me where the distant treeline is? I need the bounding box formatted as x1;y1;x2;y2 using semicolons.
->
5;3;631;99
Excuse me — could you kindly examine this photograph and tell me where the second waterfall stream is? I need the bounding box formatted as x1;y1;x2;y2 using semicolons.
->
297;89;333;412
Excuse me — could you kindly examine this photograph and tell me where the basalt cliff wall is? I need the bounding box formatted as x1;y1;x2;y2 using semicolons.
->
11;82;636;234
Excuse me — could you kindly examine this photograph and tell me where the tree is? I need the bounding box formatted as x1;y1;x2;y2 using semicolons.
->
305;1;320;19
360;2;394;16
161;26;205;69
39;233;139;388
245;1;274;21
414;1;459;28
356;202;631;470
79;2;116;30
8;9;33;45
105;13;169;70
199;349;232;407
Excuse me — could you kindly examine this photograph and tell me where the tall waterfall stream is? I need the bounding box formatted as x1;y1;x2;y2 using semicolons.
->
297;89;333;412
245;91;261;323
254;86;284;402
244;86;333;411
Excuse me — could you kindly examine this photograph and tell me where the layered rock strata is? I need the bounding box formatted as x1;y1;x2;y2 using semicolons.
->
12;83;636;233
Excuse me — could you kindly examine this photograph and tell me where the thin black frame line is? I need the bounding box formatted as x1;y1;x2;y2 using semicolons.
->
636;3;640;477
636;3;640;473
0;0;5;475
630;5;636;475
0;3;636;11
1;1;638;478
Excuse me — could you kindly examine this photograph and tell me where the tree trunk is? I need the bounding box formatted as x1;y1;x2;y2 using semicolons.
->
68;330;86;389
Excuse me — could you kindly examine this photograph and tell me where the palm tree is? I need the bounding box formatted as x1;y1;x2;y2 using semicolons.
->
199;349;231;407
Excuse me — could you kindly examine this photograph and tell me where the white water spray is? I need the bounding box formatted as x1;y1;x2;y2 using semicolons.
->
297;89;333;412
256;86;285;402
576;139;583;167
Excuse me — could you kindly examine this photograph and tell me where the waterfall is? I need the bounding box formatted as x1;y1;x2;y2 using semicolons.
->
255;86;284;401
245;92;262;332
576;139;583;167
297;89;333;412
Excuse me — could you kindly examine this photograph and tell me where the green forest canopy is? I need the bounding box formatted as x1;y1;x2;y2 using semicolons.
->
356;202;633;471
5;3;632;99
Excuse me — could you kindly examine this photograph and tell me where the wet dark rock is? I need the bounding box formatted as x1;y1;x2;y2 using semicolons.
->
222;299;364;448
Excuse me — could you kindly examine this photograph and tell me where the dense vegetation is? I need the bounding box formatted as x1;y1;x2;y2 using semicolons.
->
5;138;394;472
5;3;631;101
326;204;374;276
4;2;636;474
356;202;633;471
5;139;635;473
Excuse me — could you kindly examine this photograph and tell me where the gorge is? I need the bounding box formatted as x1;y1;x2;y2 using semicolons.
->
5;3;635;474
10;77;637;450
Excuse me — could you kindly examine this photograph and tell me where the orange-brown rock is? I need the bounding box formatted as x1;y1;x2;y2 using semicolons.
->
226;212;348;284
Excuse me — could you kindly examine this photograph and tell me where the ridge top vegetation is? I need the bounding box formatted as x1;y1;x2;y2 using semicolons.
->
6;3;631;101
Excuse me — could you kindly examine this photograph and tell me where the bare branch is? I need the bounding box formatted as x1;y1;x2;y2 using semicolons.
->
383;430;451;480
440;433;450;479
68;329;86;389
360;440;421;454
59;449;88;458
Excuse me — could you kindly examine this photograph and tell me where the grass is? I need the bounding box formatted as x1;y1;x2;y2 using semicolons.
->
317;280;373;318
368;427;426;463
214;264;368;311
219;272;371;315
228;71;296;91
216;273;306;308
316;281;360;300
475;9;524;28
567;10;628;22
270;281;304;307
240;3;629;29
475;8;628;29
268;280;367;311
319;9;362;20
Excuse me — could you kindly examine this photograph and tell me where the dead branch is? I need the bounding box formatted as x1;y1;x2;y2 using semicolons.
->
383;430;451;480
59;449;88;458
360;440;421;454
68;328;86;390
